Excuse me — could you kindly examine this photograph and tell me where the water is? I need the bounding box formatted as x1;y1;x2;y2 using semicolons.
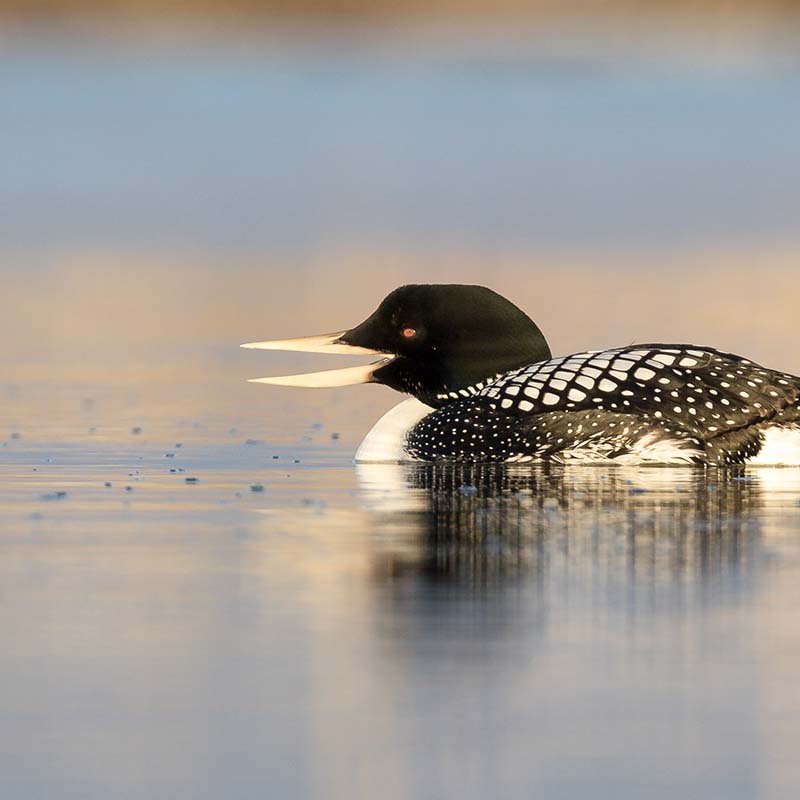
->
2;33;800;256
3;429;800;798
3;27;800;799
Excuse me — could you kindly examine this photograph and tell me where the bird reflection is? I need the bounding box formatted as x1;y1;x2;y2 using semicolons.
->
357;463;763;604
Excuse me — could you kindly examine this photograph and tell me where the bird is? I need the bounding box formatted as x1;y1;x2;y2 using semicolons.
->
241;284;800;466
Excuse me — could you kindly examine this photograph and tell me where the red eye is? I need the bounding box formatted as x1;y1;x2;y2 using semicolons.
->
402;327;416;338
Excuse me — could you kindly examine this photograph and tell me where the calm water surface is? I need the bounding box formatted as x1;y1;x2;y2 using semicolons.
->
3;29;800;799
2;413;800;799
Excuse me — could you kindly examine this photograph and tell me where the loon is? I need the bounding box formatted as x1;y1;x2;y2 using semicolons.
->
242;284;800;466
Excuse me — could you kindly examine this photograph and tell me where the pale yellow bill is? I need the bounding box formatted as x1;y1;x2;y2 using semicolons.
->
247;360;391;388
240;331;380;356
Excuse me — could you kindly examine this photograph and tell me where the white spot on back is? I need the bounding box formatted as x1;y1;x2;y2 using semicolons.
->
652;354;676;366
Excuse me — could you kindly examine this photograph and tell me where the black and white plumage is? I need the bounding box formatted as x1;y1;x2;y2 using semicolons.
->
242;285;800;466
405;345;800;464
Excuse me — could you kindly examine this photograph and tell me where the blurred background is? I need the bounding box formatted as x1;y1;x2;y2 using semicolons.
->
2;0;800;439
3;7;800;800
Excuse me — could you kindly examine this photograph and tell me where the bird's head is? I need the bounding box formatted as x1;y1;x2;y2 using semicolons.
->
242;284;551;407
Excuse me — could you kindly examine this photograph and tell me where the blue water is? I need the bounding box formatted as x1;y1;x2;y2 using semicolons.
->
2;35;800;256
3;30;800;799
2;432;800;799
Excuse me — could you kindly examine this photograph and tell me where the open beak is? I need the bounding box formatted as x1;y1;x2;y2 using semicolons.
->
241;331;390;387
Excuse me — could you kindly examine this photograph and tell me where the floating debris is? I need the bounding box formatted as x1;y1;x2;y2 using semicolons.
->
125;486;133;491
250;484;265;492
164;453;175;458
245;439;264;446
88;427;96;433
272;455;279;459
174;443;183;448
331;432;341;440
10;432;21;440
131;427;142;435
293;459;301;464
185;476;199;484
40;491;68;501
104;482;112;487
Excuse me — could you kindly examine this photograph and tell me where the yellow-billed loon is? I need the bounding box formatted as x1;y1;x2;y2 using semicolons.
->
242;284;800;466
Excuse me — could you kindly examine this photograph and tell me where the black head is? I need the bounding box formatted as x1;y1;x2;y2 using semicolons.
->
340;284;551;407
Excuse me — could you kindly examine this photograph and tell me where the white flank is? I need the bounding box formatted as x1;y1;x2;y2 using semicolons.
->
614;433;703;465
747;427;800;466
517;432;703;466
354;398;435;463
